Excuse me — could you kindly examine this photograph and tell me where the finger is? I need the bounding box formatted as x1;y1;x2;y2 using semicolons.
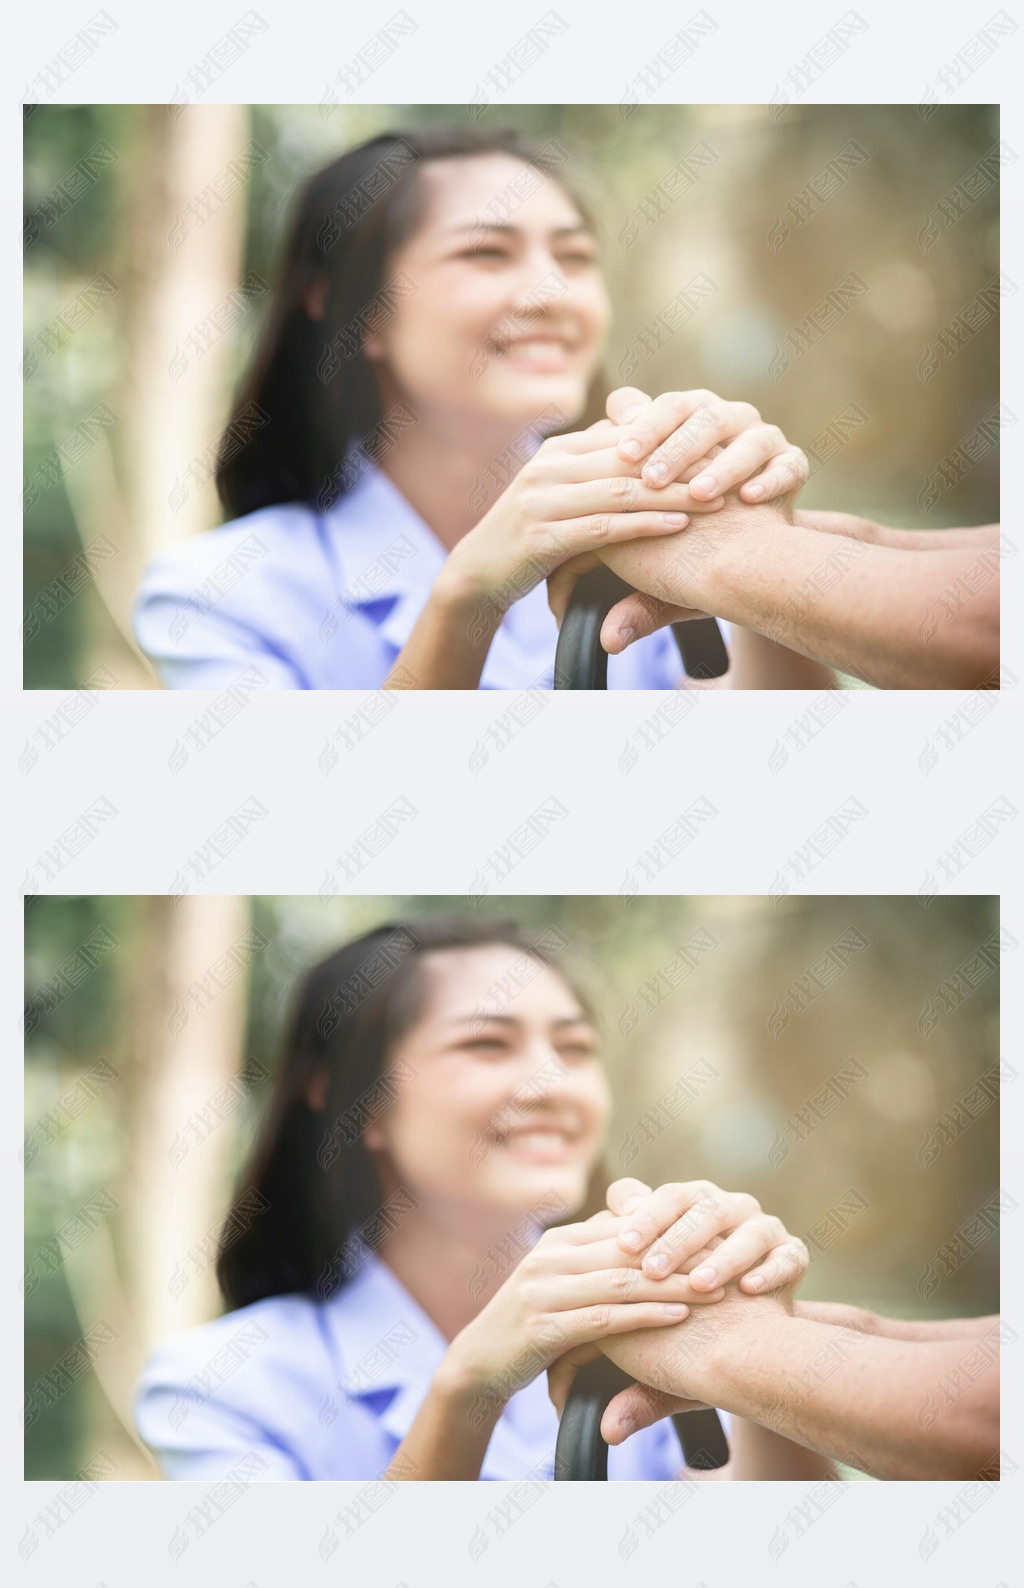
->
551;423;633;456
682;1214;788;1291
641;1191;759;1279
547;553;600;626
601;1383;702;1444
547;1342;602;1417
686;425;788;500
613;1183;753;1273
601;592;692;653
535;509;692;576
545;472;708;520
641;398;757;487
739;447;810;503
738;1237;810;1294
615;390;712;467
554;1266;721;1308
607;1178;654;1217
605;386;653;425
576;1209;633;1240
535;1230;715;1280
558;1299;693;1345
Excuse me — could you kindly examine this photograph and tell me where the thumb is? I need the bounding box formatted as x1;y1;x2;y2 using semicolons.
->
601;592;688;653
605;386;652;425
547;552;601;627
601;1382;708;1445
547;1341;603;1418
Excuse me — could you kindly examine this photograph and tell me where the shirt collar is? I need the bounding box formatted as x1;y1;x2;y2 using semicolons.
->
326;1235;556;1462
321;435;552;663
322;452;448;650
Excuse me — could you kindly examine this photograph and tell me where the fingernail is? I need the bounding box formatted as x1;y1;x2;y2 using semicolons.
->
621;1196;645;1214
691;472;717;495
643;461;668;485
620;1229;644;1251
663;1304;688;1319
644;1252;669;1274
746;1275;765;1292
661;513;687;529
619;439;643;460
619;1417;637;1436
744;481;764;500
691;1264;718;1287
619;625;637;649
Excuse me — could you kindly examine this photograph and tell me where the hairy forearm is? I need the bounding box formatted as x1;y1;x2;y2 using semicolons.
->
383;1362;502;1479
603;509;999;689
384;571;501;689
795;1300;1000;1342
797;509;1000;553
613;1311;999;1480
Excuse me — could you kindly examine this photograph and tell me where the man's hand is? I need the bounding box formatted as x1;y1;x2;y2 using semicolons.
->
546;488;794;640
548;1283;794;1446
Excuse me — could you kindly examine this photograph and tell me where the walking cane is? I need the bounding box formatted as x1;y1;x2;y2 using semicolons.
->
554;1355;730;1478
553;566;728;689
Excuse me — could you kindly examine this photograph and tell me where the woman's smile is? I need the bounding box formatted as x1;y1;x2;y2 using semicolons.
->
487;330;582;373
491;1120;582;1162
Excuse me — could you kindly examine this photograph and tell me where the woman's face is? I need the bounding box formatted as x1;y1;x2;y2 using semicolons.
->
363;944;611;1223
362;154;611;442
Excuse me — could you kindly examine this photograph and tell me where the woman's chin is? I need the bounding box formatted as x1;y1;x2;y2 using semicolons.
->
477;371;589;429
484;1155;590;1211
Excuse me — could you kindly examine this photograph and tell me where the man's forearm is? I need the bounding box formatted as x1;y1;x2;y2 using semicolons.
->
609;1310;999;1480
795;1300;999;1341
796;509;1000;553
604;508;998;689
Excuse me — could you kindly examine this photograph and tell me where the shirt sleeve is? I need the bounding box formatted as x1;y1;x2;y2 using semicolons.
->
134;591;307;691
134;1347;307;1481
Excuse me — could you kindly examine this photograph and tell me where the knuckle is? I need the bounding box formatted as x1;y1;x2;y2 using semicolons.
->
518;485;548;522
587;514;612;546
736;401;761;425
608;475;640;508
589;1305;612;1334
611;1267;638;1299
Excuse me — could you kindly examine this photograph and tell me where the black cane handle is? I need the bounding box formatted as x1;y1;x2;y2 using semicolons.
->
554;1357;730;1478
553;566;728;687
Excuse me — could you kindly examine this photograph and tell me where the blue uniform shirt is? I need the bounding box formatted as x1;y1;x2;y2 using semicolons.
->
133;457;698;690
134;1247;727;1481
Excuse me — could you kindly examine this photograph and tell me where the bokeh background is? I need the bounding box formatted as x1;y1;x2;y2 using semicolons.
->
23;103;1001;688
25;893;1001;1479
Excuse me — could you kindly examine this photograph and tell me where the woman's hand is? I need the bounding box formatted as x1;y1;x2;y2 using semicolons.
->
606;1176;810;1296
440;1211;725;1409
606;386;809;505
437;424;723;614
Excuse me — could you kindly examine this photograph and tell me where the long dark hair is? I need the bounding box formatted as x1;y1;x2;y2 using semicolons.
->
216;917;592;1311
215;126;600;520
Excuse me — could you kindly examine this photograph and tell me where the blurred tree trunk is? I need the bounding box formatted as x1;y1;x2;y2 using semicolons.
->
71;104;251;684
116;895;253;1350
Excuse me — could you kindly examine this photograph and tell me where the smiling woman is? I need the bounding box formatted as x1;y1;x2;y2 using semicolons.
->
131;126;823;690
133;918;829;1481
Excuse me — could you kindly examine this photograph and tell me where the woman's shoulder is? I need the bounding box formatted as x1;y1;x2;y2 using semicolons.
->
138;1289;330;1393
138;501;319;595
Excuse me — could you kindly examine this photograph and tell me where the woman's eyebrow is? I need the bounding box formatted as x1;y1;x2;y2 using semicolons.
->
443;222;593;239
446;1012;593;1029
